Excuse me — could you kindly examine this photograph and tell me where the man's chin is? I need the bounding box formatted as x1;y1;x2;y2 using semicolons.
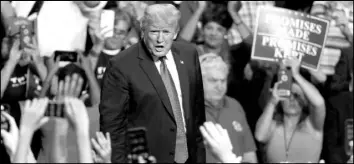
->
152;51;168;57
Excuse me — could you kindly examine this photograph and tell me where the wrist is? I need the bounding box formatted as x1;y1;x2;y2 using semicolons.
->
196;8;205;15
90;47;101;56
19;126;35;138
7;58;19;65
75;124;90;135
232;13;243;25
293;73;301;80
270;96;279;105
219;152;239;163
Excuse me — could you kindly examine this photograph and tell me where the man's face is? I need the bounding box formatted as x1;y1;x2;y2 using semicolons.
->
143;20;177;57
104;20;130;50
203;68;228;103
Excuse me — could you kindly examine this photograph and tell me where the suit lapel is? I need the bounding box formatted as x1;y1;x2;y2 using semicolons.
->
138;42;176;123
172;44;190;122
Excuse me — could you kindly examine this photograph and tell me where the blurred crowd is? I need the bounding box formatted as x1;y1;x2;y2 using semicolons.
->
0;1;353;163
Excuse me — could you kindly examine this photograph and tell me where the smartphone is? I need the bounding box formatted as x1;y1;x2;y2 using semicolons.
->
345;119;353;156
277;68;292;98
20;23;32;49
54;51;78;62
44;101;65;118
127;127;149;161
1;104;11;132
100;10;115;38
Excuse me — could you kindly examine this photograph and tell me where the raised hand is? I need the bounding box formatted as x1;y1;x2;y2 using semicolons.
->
198;1;207;12
91;132;112;163
1;112;19;160
200;122;242;163
24;37;41;64
20;98;49;131
283;58;301;77
63;97;89;131
227;1;242;15
8;39;22;64
90;26;114;56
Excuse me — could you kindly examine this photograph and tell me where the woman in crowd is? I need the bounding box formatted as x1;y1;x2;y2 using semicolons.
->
179;1;232;62
0;18;46;161
88;8;133;87
255;58;326;163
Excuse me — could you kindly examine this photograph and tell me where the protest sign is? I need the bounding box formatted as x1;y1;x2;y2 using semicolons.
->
251;7;329;71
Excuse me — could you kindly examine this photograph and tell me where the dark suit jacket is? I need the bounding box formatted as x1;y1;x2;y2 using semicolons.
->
327;45;353;93
99;40;206;163
323;91;353;163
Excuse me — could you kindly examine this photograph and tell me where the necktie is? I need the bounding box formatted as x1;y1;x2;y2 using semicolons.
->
159;56;188;163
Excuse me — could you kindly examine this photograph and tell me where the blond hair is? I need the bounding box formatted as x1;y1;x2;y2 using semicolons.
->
140;4;181;32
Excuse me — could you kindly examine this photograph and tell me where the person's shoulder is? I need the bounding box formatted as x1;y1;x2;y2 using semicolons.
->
173;40;198;53
225;96;246;115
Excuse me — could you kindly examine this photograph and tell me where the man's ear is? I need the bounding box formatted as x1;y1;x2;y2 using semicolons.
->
173;33;178;40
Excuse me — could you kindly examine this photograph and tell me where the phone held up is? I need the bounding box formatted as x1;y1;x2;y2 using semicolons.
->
45;100;65;118
54;51;78;63
277;67;293;98
127;127;153;163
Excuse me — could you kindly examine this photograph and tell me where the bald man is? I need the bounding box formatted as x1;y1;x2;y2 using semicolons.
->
99;4;206;163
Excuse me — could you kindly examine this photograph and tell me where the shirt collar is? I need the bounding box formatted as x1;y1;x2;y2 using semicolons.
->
204;97;228;110
102;48;121;56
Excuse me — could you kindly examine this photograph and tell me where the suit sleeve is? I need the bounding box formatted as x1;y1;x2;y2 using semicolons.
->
193;47;206;163
99;59;129;163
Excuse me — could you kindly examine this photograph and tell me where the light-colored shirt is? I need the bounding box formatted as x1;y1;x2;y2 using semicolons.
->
154;50;186;132
264;120;323;163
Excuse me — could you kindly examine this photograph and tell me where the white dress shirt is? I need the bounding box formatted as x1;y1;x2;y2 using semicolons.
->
154;50;186;132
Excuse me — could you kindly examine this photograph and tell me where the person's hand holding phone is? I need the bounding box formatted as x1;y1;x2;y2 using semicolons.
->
24;37;41;64
200;122;242;163
8;39;22;64
283;58;301;78
90;26;114;56
1;112;19;160
91;132;112;163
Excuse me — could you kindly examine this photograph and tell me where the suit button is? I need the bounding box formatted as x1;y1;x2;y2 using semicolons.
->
169;151;174;156
170;128;175;132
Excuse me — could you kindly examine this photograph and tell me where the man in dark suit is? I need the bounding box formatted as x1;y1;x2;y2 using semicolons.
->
99;4;206;163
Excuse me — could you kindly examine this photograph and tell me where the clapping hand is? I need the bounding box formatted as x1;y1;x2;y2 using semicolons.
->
200;122;242;163
91;132;112;163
